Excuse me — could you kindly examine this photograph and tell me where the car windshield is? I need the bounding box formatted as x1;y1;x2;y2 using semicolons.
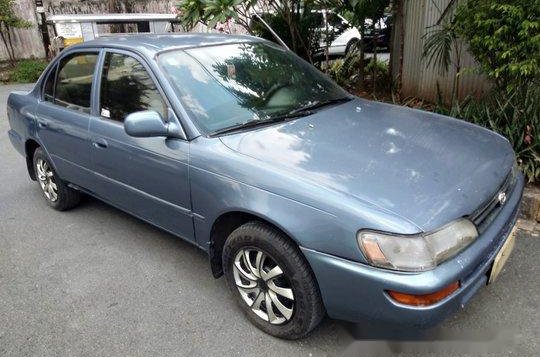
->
158;42;349;134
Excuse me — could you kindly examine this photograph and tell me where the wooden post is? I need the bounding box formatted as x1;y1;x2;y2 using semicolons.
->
35;0;50;58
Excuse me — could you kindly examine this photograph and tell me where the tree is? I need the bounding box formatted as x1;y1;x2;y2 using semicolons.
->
176;0;392;87
453;0;540;92
177;0;319;63
249;6;323;63
107;0;131;33
423;0;540;95
0;0;32;66
177;0;256;34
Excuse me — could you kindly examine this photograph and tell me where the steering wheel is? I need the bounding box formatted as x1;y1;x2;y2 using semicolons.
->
262;81;292;104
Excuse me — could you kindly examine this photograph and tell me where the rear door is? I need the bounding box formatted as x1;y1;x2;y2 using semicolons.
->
87;49;195;242
36;51;99;188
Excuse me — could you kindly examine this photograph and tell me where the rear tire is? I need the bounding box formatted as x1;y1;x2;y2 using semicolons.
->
33;147;81;211
223;221;325;339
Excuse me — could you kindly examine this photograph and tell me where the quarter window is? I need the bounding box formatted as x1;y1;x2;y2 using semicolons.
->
54;53;98;113
100;52;167;122
43;65;56;102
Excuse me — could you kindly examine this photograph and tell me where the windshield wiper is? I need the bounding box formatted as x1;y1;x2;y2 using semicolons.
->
289;97;352;115
209;111;312;136
209;97;351;136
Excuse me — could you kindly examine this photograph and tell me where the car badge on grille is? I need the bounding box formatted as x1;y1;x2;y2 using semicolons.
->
497;191;507;205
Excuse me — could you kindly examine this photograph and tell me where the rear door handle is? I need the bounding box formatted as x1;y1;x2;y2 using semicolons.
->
37;119;48;128
92;138;108;149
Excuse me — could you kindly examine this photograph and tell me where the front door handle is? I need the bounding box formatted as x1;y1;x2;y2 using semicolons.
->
92;138;108;149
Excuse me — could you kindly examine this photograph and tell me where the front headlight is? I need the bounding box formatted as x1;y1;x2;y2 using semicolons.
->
357;219;478;272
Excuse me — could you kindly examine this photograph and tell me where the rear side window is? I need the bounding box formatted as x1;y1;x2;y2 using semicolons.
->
100;52;167;122
55;53;98;113
43;65;57;102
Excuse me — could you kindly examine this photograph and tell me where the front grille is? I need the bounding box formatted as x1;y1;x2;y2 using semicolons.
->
462;197;520;283
470;168;516;233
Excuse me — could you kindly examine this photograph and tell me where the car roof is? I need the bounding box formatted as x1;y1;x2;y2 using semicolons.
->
70;33;262;54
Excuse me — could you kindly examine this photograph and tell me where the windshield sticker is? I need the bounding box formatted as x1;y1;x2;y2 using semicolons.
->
101;108;110;118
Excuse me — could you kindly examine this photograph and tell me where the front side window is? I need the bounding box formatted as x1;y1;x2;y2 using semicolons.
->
158;42;349;134
100;52;167;122
55;53;98;113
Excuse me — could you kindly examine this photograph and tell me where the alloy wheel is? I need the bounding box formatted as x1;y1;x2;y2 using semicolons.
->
232;248;295;325
36;159;58;202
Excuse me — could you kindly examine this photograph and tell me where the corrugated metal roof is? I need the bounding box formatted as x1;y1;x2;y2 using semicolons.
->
47;13;178;23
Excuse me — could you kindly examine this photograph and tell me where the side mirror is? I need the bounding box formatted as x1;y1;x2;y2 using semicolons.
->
124;110;171;138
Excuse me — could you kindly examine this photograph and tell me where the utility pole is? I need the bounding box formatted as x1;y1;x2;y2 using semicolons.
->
35;0;51;58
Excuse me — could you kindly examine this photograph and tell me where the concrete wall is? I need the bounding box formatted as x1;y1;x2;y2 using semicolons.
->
0;0;46;61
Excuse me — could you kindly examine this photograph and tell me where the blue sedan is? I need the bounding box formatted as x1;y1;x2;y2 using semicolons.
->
6;34;523;339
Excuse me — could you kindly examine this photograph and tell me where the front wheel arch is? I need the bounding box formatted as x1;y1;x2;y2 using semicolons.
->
222;220;325;339
208;211;300;278
345;38;360;55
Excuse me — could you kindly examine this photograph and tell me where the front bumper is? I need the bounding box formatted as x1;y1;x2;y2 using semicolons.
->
302;173;524;326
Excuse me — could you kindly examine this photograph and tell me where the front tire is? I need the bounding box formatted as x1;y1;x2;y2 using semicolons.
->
33;147;81;211
345;39;360;56
223;221;325;339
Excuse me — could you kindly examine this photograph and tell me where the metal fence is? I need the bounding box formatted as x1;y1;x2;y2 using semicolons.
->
391;0;491;103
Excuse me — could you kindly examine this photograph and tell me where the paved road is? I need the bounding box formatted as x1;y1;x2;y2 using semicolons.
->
1;84;538;356
365;52;390;63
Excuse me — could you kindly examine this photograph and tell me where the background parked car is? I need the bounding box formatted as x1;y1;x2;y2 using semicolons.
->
250;9;361;60
314;10;362;57
363;15;392;52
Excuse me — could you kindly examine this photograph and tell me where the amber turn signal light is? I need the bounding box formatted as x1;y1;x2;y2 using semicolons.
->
387;281;460;306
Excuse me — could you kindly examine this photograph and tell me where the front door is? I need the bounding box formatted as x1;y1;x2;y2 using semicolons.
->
88;50;194;242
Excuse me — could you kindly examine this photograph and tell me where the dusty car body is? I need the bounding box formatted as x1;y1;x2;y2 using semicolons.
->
6;34;523;339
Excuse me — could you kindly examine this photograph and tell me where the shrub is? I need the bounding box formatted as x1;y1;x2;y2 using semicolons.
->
365;58;389;81
10;59;48;83
436;85;539;183
328;54;390;93
327;55;362;89
453;0;540;91
327;59;344;84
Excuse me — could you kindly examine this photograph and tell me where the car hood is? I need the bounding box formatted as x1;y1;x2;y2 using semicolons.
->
219;98;514;231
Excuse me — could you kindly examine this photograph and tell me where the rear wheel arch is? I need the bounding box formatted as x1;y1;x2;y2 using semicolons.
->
208;211;302;278
25;139;41;180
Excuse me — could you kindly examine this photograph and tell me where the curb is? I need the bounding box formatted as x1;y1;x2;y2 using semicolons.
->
521;185;540;222
517;218;539;236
